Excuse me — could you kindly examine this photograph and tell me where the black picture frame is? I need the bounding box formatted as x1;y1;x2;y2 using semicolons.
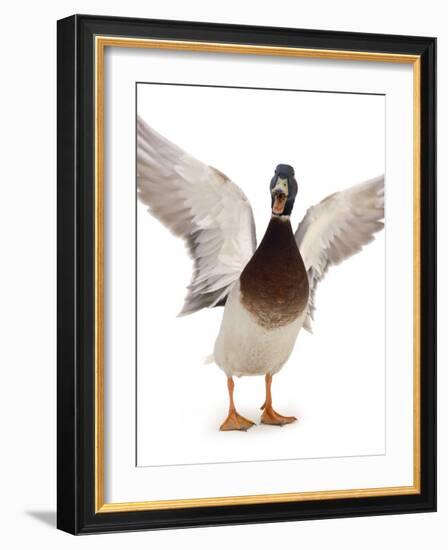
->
57;14;436;535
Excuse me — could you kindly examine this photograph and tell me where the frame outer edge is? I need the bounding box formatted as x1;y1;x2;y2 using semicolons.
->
432;38;437;512
56;14;437;534
421;37;437;511
57;14;79;535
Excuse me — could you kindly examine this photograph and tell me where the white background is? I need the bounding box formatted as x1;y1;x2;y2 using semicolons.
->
137;84;386;467
0;1;443;549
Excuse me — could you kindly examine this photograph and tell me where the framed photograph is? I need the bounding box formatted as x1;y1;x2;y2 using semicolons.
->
57;14;436;534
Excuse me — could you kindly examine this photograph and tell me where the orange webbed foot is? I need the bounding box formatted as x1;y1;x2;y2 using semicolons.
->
260;406;297;426
220;410;255;431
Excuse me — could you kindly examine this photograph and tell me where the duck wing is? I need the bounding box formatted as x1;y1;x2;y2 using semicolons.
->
294;176;384;331
137;116;257;316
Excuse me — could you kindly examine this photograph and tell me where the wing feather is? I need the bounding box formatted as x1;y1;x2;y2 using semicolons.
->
295;176;384;331
137;116;257;315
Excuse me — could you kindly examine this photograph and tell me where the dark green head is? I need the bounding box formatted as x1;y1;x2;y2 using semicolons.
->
270;164;298;216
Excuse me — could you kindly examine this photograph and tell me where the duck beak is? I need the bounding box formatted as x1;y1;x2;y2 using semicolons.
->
272;191;287;214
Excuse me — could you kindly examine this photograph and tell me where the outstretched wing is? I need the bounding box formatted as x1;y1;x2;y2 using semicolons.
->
137;116;257;315
295;176;384;331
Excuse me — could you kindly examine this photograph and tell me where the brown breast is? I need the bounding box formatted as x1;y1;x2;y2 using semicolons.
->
240;216;309;330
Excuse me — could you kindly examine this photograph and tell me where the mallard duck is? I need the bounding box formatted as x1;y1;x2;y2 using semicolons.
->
137;116;384;431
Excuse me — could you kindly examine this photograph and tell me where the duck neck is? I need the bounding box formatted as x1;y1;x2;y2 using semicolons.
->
271;213;291;222
254;215;296;257
265;214;294;238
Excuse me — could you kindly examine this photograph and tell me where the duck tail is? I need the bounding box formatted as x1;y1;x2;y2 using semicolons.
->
204;353;215;365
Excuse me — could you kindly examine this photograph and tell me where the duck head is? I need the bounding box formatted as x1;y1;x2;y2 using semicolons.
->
270;164;298;217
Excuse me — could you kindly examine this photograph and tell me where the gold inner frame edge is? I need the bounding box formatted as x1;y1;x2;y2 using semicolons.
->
94;36;421;513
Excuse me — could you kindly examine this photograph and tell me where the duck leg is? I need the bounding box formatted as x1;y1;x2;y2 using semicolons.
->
220;377;255;431
261;374;297;426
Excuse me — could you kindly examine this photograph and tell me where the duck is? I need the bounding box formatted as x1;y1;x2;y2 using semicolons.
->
137;116;384;432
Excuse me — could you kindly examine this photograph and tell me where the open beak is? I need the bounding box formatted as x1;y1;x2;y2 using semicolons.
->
272;191;287;214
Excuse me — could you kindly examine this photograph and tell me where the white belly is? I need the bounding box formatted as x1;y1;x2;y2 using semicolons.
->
213;282;306;377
